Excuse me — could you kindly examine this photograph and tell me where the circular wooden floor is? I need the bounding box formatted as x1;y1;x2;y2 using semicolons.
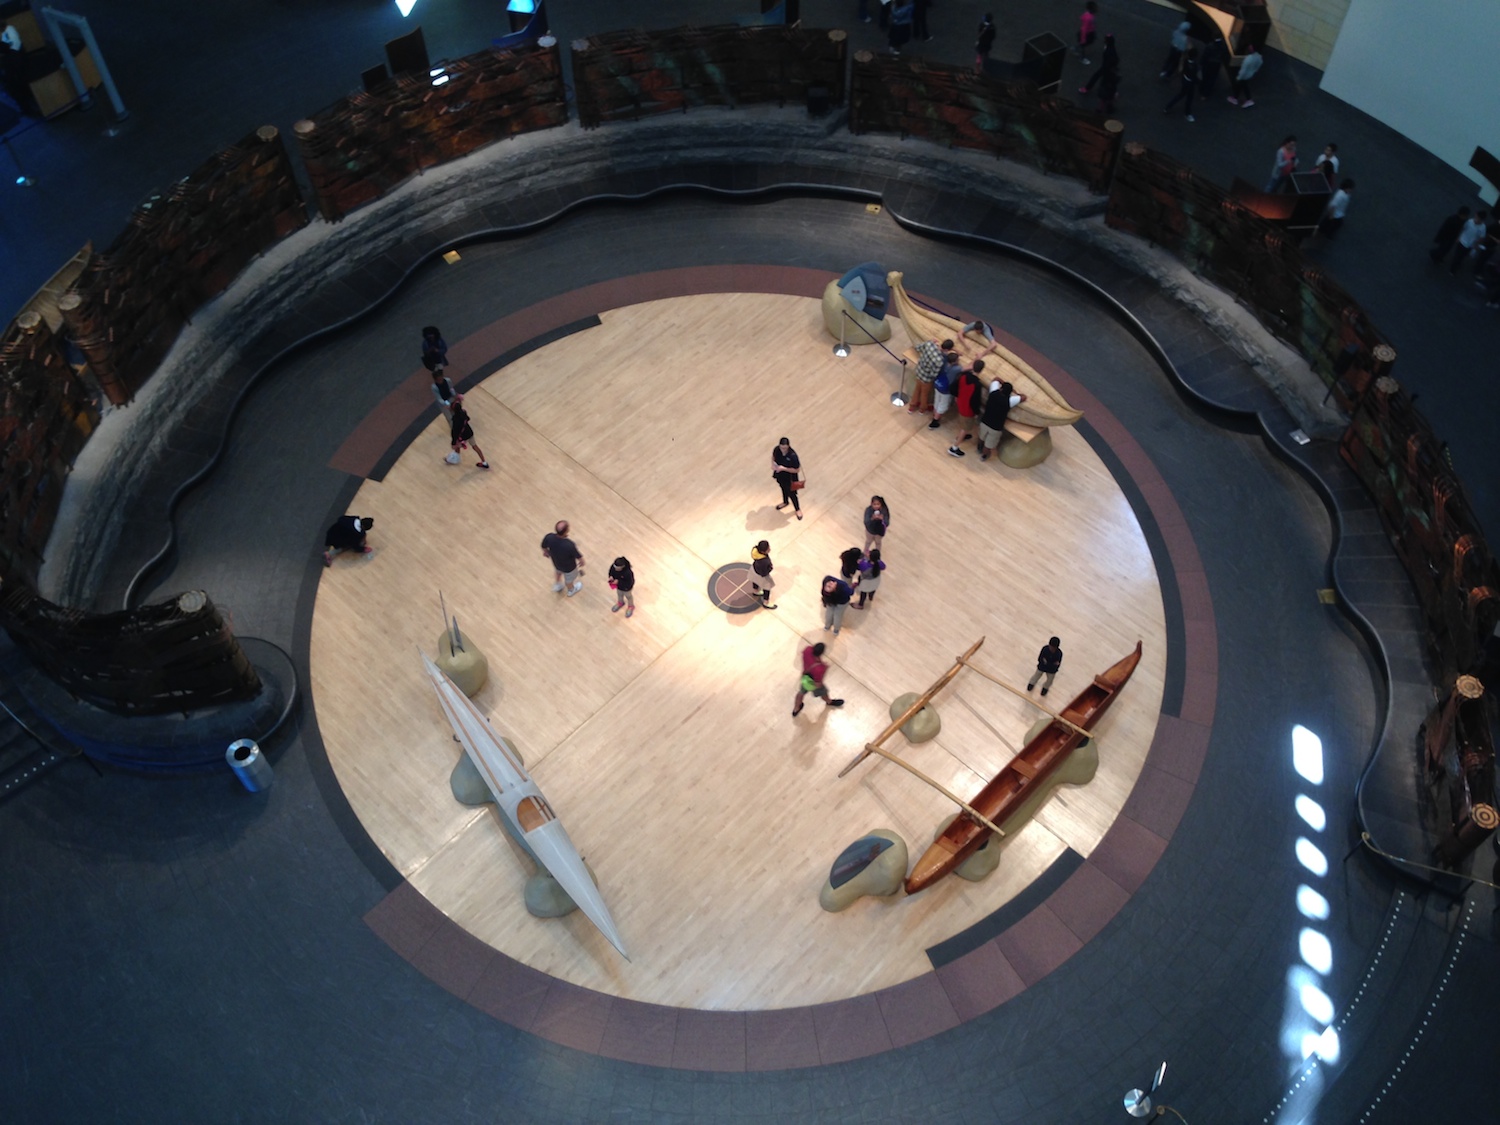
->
310;292;1166;1009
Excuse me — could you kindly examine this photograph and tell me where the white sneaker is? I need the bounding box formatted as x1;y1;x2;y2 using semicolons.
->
551;582;564;592
566;582;582;597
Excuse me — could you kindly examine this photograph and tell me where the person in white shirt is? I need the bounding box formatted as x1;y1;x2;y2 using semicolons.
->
1314;179;1354;241
1451;209;1489;274
1227;44;1263;106
1314;143;1340;185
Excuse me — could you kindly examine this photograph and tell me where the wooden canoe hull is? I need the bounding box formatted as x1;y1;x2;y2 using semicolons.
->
886;270;1084;430
905;642;1142;894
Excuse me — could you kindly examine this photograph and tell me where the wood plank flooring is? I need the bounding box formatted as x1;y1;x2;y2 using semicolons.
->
310;293;1167;1009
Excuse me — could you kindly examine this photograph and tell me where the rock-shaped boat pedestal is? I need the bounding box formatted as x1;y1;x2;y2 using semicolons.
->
889;692;941;743
526;860;600;918
436;628;488;697
999;427;1053;468
932;814;1003;881
819;830;908;911
822;279;892;344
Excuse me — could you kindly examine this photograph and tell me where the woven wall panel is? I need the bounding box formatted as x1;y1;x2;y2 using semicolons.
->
848;56;1120;194
572;26;847;129
1106;144;1387;396
59;127;306;406
295;41;568;222
0;584;261;715
0;315;98;583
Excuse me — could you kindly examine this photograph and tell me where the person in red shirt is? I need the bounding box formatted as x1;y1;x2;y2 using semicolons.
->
948;359;986;456
793;643;845;716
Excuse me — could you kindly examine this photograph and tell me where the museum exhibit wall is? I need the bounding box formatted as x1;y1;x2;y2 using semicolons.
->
1320;0;1500;198
2;26;1495;774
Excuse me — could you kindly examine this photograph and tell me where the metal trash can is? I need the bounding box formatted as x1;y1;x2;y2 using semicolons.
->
226;738;274;792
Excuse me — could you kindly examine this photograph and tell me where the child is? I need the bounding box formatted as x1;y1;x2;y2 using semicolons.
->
855;550;885;609
839;546;865;588
821;575;854;635
608;557;636;618
1028;636;1063;696
793;642;844;716
1076;2;1098;64
751;540;776;610
431;368;457;413
323;515;374;566
447;396;490;469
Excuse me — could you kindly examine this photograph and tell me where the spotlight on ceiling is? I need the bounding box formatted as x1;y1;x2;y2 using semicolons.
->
396;0;419;17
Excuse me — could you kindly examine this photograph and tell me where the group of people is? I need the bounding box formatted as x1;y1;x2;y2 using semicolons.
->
424;326;491;470
1260;137;1356;241
911;329;1027;461
540;520;637;616
1430;207;1500;307
1159;21;1263;122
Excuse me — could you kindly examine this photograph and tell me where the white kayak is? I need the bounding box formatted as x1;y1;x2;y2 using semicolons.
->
420;654;628;959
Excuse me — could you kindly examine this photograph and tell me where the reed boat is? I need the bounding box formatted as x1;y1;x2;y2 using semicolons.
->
905;642;1142;895
420;654;629;959
887;270;1084;430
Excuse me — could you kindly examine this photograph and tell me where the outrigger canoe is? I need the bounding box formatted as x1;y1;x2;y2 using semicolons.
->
420;654;629;959
887;270;1084;431
905;642;1143;894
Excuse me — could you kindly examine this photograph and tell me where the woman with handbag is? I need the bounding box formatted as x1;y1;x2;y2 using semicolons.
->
771;437;804;520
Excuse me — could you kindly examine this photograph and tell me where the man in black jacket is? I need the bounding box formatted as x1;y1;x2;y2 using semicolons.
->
1028;637;1064;696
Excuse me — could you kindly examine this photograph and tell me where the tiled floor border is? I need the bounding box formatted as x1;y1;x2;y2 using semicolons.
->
347;264;1218;1070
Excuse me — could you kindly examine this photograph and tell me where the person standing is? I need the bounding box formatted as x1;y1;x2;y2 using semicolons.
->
1159;20;1191;80
1313;179;1355;241
431;368;458;413
1451;209;1489;274
1226;43;1262;106
1075;2;1098;64
446;396;490;469
886;1;914;55
975;12;996;74
793;642;844;716
541;520;584;596
608;556;636;618
1162;47;1200;122
750;540;777;610
948;359;985;457
863;496;891;553
855;549;886;609
1027;637;1064;696
1265;136;1298;193
978;378;1025;462
930;352;962;429
1197;35;1227;97
1097;61;1122;115
1079;33;1118;94
1314;143;1340;186
912;0;930;42
910;335;950;415
1429;206;1471;264
420;326;449;372
323;515;374;566
771;437;804;520
821;575;853;635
